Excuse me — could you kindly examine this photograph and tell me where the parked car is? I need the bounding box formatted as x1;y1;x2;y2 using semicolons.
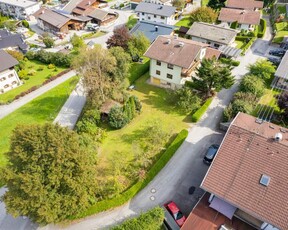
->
268;57;281;66
203;144;220;165
269;49;285;57
164;201;186;227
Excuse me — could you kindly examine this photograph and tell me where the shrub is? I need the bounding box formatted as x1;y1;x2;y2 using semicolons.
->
239;75;265;97
27;50;71;67
6;50;24;61
37;66;44;71
241;37;256;54
22;20;29;28
74;129;188;219
109;106;129;129
257;19;266;38
220;58;240;67
191;97;213;122
18;69;28;79
43;36;54;48
48;63;55;69
28;70;36;76
230;21;238;29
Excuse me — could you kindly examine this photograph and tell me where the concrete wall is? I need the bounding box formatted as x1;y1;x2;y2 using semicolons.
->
0;68;21;93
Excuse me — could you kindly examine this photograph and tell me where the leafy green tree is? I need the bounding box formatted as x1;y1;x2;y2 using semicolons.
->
71;33;85;49
248;59;275;80
6;50;24;61
109;105;129;129
239;75;265;97
111;207;164;230
172;0;186;10
193;58;234;97
1;124;98;224
127;33;150;61
43;36;54;48
207;0;226;10
190;7;218;24
73;45;117;106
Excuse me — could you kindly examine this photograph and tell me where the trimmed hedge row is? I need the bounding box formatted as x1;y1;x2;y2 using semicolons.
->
191;97;213;122
73;129;189;219
129;59;150;84
257;18;266;38
13;69;72;101
241;37;257;54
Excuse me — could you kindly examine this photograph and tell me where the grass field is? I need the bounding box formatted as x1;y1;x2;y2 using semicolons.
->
97;73;190;187
0;76;78;167
235;40;245;49
175;16;192;27
252;89;280;116
273;22;288;43
126;15;138;30
0;60;66;104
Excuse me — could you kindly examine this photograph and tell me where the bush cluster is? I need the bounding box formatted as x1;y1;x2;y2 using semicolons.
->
191;97;213;122
257;19;266;38
26;50;71;67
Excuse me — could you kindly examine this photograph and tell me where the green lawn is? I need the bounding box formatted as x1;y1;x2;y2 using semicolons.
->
97;73;189;186
235;40;245;49
201;0;209;6
128;57;150;84
273;22;288;43
0;76;78;167
81;31;107;39
0;60;66;104
252;89;280;116
277;5;287;15
175;16;193;27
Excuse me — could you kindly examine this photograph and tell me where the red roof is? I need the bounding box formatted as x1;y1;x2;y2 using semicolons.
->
201;112;288;230
226;0;264;10
218;8;261;25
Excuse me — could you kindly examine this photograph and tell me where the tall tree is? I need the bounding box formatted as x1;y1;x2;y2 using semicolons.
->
193;58;234;97
1;124;97;224
71;33;85;49
248;59;276;80
73;45;117;107
106;25;131;49
207;0;226;10
277;92;288;118
127;33;150;61
190;7;218;24
172;0;186;10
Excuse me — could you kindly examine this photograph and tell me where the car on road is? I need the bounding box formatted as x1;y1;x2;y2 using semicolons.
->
269;49;285;57
164;201;186;227
203;144;220;165
268;57;281;66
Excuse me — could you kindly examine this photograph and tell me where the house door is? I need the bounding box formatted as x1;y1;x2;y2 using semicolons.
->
152;77;161;85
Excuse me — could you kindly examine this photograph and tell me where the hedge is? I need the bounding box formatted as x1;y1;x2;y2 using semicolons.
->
241;37;257;54
73;129;188;219
129;59;150;84
191;97;213;122
257;19;266;38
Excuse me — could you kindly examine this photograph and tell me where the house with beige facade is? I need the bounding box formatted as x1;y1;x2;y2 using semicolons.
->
0;50;21;94
144;35;221;89
182;112;288;230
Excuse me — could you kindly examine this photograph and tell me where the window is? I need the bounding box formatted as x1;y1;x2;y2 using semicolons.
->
142;12;144;15
0;77;6;81
8;73;14;78
148;16;151;20
4;84;9;88
167;74;173;79
161;16;165;19
12;81;17;85
156;60;161;66
156;70;161;75
167;64;174;70
154;15;156;18
214;43;220;48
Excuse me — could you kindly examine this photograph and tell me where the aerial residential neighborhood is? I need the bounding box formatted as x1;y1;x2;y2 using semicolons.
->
0;0;287;230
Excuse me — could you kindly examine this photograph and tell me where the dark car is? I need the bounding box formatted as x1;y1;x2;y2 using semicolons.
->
268;57;281;66
164;201;186;227
269;49;285;57
203;144;220;165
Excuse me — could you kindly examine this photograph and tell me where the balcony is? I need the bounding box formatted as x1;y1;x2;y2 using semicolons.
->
181;60;200;78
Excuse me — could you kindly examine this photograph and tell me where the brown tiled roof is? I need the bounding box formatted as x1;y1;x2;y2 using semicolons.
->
205;47;221;59
76;0;96;9
34;8;70;29
218;8;260;25
144;35;209;69
226;0;264;10
201;112;288;230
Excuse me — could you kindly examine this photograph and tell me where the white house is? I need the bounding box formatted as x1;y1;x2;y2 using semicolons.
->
135;2;176;25
0;0;41;19
143;0;172;6
144;35;221;89
0;50;21;94
218;8;261;31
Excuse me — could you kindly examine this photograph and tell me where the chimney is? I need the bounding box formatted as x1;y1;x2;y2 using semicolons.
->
41;9;45;14
274;133;283;142
166;38;171;44
155;26;158;32
178;42;184;47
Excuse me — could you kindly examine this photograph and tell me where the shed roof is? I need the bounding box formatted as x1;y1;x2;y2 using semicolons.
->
201;112;288;230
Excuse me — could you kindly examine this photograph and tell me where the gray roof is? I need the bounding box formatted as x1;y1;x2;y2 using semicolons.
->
135;2;176;17
275;50;288;79
0;0;39;8
0;29;28;51
187;22;238;45
130;20;174;42
0;50;19;72
218;45;242;58
88;9;108;20
36;8;70;28
62;0;83;13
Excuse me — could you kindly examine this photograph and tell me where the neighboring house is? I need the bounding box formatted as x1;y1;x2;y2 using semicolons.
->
34;8;90;34
135;2;176;25
218;8;261;30
62;0;83;13
0;50;21;94
144;35;221;89
0;30;29;53
62;0;107;13
226;0;263;11
143;0;172;6
187;22;238;48
87;9;117;26
0;0;41;19
273;50;288;91
198;112;288;230
130;20;174;42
